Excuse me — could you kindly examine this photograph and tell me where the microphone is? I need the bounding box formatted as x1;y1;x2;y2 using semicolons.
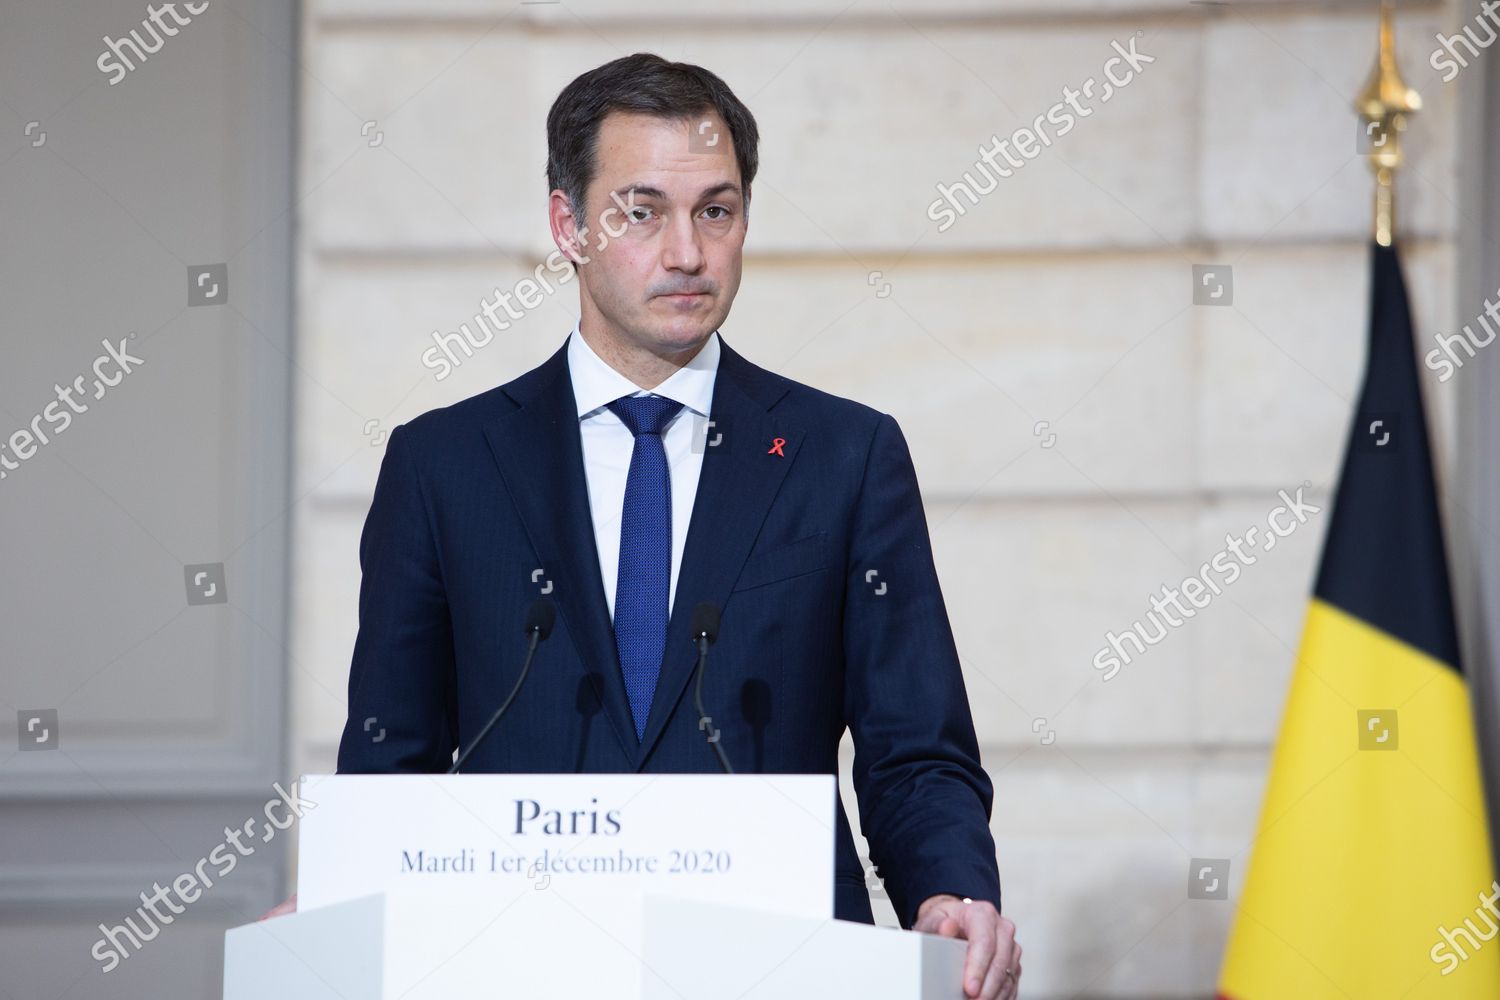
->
448;599;556;774
690;602;733;774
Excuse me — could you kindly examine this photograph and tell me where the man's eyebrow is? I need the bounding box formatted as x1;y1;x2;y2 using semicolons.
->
610;182;743;202
698;182;742;201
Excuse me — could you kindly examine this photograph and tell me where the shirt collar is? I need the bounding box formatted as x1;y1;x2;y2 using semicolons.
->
567;320;720;421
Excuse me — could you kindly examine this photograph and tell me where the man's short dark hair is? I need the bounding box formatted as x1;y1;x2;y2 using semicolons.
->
546;52;760;225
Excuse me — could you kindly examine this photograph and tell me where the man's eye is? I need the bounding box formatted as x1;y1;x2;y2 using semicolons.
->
627;207;654;223
703;206;729;220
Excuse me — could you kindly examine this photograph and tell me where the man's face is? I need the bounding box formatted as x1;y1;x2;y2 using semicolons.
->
560;110;747;358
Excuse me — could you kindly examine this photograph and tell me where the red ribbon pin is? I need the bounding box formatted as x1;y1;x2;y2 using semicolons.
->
767;437;787;457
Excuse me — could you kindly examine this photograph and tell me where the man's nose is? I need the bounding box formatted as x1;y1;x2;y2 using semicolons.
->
661;215;705;272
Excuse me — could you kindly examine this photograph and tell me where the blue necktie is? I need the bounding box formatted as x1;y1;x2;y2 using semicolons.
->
607;393;684;741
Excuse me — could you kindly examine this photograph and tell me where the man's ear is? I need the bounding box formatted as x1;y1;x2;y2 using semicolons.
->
548;189;588;265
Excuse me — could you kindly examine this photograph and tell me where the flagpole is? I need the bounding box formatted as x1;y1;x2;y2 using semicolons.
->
1356;0;1500;892
1355;0;1421;247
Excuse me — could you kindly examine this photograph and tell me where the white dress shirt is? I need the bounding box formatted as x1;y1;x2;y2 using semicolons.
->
567;322;720;622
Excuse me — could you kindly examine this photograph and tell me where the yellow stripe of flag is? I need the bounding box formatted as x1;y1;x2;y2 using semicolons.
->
1218;599;1498;999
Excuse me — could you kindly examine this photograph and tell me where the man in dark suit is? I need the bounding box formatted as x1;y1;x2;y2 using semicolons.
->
334;52;1021;1000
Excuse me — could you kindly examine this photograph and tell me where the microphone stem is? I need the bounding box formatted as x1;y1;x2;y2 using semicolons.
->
448;626;542;774
694;634;734;774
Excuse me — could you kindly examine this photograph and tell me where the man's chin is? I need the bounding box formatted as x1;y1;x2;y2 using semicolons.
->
644;313;718;352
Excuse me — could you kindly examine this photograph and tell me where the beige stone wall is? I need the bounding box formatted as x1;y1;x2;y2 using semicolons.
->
290;2;1462;994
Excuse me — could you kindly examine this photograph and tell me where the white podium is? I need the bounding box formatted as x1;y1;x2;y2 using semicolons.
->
223;774;966;999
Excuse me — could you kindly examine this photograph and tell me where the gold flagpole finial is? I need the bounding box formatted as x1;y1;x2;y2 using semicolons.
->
1356;0;1422;247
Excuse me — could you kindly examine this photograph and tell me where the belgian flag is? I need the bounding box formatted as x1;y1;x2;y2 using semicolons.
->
1216;243;1499;999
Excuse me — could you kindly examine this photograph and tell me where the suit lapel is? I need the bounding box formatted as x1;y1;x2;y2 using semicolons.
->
482;334;802;771
482;341;638;762
635;338;803;766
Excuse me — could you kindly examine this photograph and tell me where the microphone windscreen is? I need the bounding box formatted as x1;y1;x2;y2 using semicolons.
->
690;602;721;644
525;599;557;640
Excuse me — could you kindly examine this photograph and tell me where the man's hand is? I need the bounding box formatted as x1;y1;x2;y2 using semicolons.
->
258;893;297;921
913;894;1020;1000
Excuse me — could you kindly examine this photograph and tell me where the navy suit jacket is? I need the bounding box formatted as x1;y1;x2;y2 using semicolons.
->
336;333;1001;927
